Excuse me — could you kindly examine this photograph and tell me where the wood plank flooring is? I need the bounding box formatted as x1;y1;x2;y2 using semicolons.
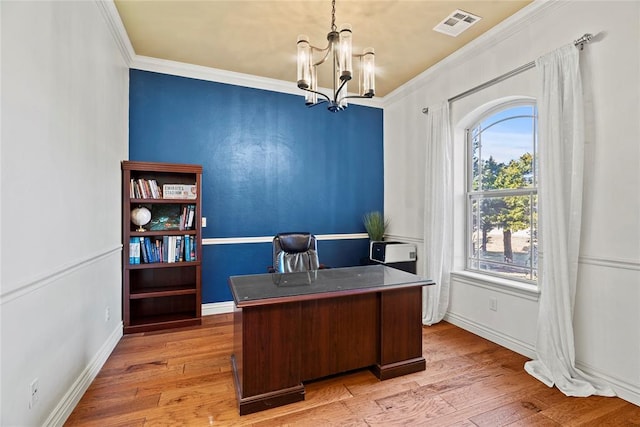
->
65;314;640;426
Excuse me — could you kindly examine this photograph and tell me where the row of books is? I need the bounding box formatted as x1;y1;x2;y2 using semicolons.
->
129;235;197;264
130;178;162;199
130;179;197;200
148;204;196;231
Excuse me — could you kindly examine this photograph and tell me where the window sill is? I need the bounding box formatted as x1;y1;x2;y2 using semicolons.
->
450;270;540;301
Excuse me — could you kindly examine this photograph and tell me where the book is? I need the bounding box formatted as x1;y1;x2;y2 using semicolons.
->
155;238;162;263
149;179;160;199
181;205;188;230
129;237;141;264
135;237;141;264
149;239;156;263
137;179;148;198
163;184;197;200
139;236;148;263
184;235;191;262
186;205;195;229
129;179;136;199
167;236;175;263
162;236;169;263
129;238;135;264
144;237;155;263
175;236;183;262
149;205;182;230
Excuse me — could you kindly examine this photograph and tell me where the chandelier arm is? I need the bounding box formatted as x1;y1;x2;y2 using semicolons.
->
309;44;332;67
307;100;328;108
299;86;331;103
342;94;375;100
334;78;348;99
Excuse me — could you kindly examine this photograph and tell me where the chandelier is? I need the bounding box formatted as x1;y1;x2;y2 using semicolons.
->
296;0;375;112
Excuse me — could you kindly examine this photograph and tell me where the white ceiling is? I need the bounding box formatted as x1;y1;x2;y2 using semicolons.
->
114;1;533;97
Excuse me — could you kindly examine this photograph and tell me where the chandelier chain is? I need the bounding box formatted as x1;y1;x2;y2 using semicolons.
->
331;0;336;32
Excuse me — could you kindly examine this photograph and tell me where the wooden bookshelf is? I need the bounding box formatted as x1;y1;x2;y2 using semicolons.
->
122;161;202;334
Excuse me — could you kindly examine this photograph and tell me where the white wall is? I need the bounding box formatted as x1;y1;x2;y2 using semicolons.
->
383;0;640;405
1;1;129;425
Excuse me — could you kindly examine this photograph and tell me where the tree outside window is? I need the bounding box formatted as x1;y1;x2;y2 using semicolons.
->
467;103;538;282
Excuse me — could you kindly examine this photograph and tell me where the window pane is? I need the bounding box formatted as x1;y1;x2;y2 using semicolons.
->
472;107;537;191
470;132;481;190
481;117;535;189
467;194;537;281
469;198;480;257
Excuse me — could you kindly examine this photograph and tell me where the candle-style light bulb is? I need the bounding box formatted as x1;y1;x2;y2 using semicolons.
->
297;35;311;89
338;24;353;81
361;47;375;97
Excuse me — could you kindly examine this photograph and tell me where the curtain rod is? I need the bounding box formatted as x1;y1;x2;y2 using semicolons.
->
422;33;593;114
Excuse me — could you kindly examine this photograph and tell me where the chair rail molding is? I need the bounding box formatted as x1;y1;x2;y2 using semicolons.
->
0;245;122;305
578;255;640;271
203;233;368;245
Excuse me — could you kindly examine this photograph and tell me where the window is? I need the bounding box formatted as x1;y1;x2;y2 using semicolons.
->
466;103;538;282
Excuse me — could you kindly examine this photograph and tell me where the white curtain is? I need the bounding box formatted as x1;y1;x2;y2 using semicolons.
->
524;45;615;397
422;102;453;325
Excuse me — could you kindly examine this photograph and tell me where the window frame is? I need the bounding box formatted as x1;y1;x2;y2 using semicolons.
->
464;100;538;284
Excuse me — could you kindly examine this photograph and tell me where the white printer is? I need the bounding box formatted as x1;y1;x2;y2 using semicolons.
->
370;241;417;264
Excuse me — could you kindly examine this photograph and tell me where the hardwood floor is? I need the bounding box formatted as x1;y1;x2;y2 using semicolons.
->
65;314;640;426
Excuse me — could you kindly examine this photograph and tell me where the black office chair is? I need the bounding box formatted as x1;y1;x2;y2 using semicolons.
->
268;232;325;273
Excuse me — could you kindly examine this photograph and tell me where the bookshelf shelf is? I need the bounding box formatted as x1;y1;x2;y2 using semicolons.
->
130;230;197;237
130;198;197;204
130;286;197;299
122;160;203;334
127;260;200;270
127;313;200;332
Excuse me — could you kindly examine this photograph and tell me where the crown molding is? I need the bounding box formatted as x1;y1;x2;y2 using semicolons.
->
131;55;384;109
95;0;135;65
381;0;566;107
131;55;297;94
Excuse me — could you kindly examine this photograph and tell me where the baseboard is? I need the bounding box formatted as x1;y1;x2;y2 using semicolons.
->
445;312;640;407
443;311;536;359
575;361;640;407
44;322;123;427
202;301;235;316
44;303;231;425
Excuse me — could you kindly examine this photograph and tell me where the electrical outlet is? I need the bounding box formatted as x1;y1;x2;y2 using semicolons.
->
29;378;39;409
105;307;110;322
202;217;207;228
489;297;498;312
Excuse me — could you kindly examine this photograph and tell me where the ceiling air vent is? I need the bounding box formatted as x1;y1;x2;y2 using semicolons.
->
433;9;482;37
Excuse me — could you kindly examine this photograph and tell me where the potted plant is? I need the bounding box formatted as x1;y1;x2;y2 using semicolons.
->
363;211;389;242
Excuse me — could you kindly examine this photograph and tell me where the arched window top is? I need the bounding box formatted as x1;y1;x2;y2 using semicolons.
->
474;103;537;135
469;102;538;191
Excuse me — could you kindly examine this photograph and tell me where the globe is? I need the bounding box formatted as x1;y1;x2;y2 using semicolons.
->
131;206;151;231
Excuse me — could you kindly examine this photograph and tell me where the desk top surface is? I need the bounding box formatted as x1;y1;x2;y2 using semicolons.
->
229;264;435;307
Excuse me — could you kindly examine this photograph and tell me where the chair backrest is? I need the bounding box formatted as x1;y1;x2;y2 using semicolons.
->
273;232;320;273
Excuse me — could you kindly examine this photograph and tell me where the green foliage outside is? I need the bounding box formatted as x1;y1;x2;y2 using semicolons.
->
473;153;535;263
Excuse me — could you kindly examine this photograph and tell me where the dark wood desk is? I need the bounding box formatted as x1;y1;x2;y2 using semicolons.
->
229;265;434;415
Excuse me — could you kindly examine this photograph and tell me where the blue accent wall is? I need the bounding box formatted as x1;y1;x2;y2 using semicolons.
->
129;70;383;302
